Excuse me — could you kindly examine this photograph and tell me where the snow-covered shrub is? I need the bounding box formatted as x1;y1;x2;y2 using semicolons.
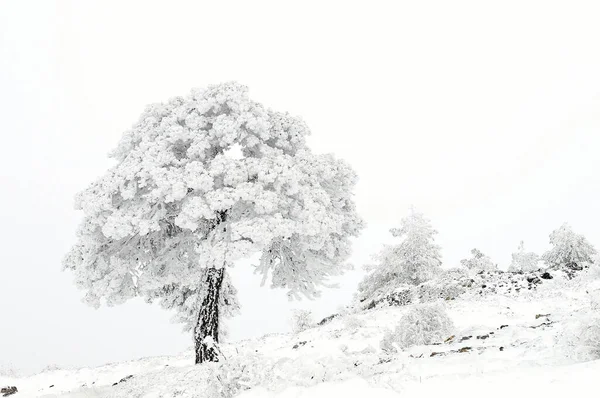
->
560;313;600;361
439;267;471;282
380;303;454;352
343;315;364;332
419;268;470;302
582;255;600;282
542;223;596;271
508;241;540;272
41;363;63;373
204;354;270;398
291;309;313;333
460;248;497;273
418;281;463;303
0;364;21;378
575;318;600;360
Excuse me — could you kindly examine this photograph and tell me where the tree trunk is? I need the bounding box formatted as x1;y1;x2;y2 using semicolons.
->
194;267;225;364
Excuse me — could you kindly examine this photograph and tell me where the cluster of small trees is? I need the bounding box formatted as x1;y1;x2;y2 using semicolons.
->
357;210;597;306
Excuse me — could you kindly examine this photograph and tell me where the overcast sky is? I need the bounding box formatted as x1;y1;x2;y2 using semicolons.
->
1;0;600;374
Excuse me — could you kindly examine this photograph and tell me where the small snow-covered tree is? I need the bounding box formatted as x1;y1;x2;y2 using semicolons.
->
63;82;363;364
542;223;596;270
460;248;496;272
508;241;540;272
356;209;442;305
291;309;313;333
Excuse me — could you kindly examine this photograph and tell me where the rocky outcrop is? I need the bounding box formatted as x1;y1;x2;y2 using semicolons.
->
1;386;18;397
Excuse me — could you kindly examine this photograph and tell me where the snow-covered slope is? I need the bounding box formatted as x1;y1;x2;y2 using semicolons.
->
5;273;599;398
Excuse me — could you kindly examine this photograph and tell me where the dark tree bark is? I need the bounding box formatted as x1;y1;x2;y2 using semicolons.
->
194;266;225;364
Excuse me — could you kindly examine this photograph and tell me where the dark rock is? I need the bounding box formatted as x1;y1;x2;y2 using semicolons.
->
499;347;505;351
292;341;307;349
482;284;487;288
430;352;443;357
317;313;339;326
477;334;489;340
49;385;54;388
1;387;18;397
459;336;472;342
499;325;509;329
118;375;133;383
112;375;133;387
565;262;583;271
535;313;550;319
458;347;472;353
540;272;553;280
530;321;554;329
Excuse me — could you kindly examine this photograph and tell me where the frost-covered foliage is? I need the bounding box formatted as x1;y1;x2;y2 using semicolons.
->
584;255;600;281
542;223;596;270
418;271;466;303
460;248;497;273
560;284;600;362
63;82;364;360
203;355;268;398
564;265;600;361
0;364;21;378
566;317;600;361
291;309;313;333
343;315;364;332
380;303;454;352
356;209;442;305
508;241;540;273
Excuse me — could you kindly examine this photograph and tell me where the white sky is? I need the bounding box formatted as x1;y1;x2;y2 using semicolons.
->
1;0;599;374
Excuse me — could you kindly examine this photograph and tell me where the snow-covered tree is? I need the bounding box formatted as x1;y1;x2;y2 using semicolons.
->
356;209;442;305
460;248;497;272
63;82;363;364
291;309;313;333
542;223;596;270
508;241;540;272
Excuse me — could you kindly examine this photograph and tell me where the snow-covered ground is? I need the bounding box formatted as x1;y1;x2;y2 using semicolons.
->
4;273;599;398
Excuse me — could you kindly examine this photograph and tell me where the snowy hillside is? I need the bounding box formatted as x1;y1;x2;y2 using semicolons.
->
4;270;600;398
